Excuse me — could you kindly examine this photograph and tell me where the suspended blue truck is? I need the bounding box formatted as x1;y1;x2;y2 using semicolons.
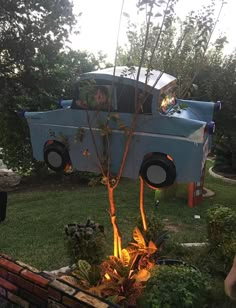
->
22;67;221;189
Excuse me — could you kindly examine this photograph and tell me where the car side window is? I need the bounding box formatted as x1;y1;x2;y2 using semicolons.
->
117;85;152;114
71;83;113;111
117;85;135;113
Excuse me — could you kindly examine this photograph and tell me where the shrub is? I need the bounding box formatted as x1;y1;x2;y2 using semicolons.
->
65;218;105;265
214;134;236;174
207;206;236;245
137;213;165;243
206;206;236;273
206;277;236;308
139;265;209;308
76;171;102;186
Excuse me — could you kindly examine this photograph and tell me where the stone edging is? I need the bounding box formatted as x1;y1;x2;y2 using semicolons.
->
202;187;215;198
209;167;236;184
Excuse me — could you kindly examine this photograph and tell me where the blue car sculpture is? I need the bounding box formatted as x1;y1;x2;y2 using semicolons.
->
23;67;221;189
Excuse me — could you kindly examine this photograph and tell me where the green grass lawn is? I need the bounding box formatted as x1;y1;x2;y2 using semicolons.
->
0;161;235;271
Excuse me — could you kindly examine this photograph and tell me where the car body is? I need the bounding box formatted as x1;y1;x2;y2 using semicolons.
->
23;66;220;188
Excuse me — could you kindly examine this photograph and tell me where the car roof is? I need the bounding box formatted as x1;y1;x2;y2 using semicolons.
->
80;66;176;91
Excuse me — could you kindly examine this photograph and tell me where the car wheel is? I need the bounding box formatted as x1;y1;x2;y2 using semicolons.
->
44;143;70;172
140;154;176;189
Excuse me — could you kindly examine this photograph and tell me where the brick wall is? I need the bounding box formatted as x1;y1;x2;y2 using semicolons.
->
0;254;116;308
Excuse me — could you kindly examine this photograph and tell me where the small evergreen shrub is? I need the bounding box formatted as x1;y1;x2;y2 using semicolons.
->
207;206;236;245
65;218;105;265
139;265;209;308
206;206;236;272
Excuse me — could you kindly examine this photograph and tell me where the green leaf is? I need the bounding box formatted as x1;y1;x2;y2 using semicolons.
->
74;260;91;282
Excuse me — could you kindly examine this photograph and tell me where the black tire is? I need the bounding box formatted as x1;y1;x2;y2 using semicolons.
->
140;154;176;189
44;143;70;172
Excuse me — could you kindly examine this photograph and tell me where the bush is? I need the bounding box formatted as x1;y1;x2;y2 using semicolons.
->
206;206;236;273
158;238;192;260
137;213;165;243
206;277;236;308
213;134;235;174
207;206;236;245
65;218;105;265
139;265;209;308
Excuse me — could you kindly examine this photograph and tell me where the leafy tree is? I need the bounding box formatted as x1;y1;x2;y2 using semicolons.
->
118;0;225;97
0;0;103;172
0;0;76;106
196;50;236;172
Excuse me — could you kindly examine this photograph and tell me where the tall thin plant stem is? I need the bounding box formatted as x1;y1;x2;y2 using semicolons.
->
113;0;125;76
139;176;147;231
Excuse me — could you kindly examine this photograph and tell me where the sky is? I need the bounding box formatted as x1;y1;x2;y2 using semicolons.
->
70;0;236;62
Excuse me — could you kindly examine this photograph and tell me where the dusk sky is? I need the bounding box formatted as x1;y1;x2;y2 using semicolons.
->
70;0;235;61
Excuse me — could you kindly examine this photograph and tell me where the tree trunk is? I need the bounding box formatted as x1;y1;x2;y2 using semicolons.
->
107;184;122;257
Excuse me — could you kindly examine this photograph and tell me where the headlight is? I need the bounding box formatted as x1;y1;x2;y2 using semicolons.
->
205;121;215;135
214;101;222;112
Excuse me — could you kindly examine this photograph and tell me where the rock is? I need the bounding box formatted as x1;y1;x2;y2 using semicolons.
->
202;187;215;198
0;169;21;191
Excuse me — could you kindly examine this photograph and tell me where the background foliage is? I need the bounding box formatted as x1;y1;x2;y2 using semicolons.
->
0;0;106;172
